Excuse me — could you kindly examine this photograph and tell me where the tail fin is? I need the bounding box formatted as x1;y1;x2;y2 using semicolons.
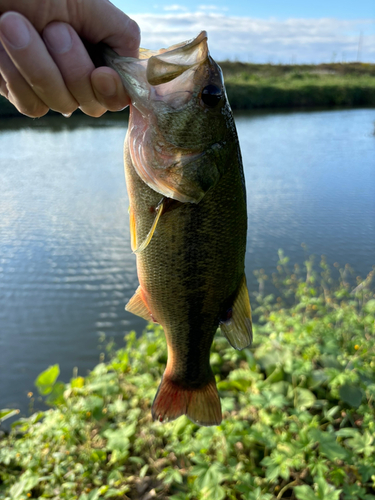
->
151;375;222;426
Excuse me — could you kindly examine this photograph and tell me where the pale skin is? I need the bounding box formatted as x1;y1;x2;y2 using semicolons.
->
0;0;140;118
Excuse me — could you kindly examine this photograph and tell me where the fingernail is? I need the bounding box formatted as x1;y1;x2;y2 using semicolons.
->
43;23;72;54
95;73;117;97
0;13;31;49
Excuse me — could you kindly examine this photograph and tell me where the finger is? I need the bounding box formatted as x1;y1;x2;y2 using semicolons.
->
0;12;78;115
91;67;130;112
43;22;106;117
0;0;140;57
78;1;140;58
0;39;48;116
0;74;7;98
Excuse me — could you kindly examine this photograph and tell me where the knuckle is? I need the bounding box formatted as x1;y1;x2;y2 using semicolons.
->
124;19;141;51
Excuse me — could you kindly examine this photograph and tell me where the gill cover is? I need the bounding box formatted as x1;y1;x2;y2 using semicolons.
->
104;32;224;203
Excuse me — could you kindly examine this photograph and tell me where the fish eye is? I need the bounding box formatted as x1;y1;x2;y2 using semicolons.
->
201;85;222;107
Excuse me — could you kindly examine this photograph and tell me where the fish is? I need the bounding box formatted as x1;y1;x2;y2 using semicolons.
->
104;31;252;426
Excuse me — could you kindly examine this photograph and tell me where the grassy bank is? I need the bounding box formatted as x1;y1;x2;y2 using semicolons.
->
0;62;374;117
1;255;375;499
220;62;375;109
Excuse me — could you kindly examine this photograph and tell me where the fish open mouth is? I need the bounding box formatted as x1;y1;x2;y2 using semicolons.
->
103;31;209;104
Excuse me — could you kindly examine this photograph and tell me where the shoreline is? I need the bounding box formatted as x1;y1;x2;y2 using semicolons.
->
0;62;374;116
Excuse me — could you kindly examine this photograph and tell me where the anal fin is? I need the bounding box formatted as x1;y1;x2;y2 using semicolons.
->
152;375;222;426
220;274;252;350
125;286;156;323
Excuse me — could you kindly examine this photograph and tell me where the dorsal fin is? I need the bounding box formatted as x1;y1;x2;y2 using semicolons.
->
220;275;252;350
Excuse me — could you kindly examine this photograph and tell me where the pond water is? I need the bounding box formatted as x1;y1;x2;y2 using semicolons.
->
0;108;374;420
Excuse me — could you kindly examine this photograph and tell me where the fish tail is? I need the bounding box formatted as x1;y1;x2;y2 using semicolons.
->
151;374;222;426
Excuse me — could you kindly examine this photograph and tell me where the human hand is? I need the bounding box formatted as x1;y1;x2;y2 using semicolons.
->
0;0;140;117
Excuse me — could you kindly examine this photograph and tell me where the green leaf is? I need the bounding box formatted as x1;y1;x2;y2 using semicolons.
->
295;485;317;500
309;429;348;461
104;424;136;451
158;467;183;485
0;408;19;422
339;384;363;408
46;381;66;406
71;376;85;388
35;364;60;395
335;428;359;438
170;494;192;500
293;387;316;410
315;476;341;500
202;484;226;500
191;462;225;491
345;431;374;457
87;488;101;500
364;299;375;313
140;465;149;478
9;470;40;498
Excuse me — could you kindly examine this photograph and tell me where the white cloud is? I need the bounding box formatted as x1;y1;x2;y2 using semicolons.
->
197;5;228;12
130;12;375;63
162;4;188;11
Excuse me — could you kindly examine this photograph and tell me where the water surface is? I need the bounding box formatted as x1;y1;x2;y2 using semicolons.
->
0;108;374;419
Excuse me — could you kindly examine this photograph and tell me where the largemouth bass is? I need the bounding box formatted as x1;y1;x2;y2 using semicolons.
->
104;32;252;426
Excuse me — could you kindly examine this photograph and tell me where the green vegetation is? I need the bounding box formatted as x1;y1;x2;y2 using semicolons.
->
1;254;375;500
0;62;374;116
220;62;375;109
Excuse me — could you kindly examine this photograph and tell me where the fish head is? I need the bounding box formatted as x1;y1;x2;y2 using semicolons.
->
104;32;236;203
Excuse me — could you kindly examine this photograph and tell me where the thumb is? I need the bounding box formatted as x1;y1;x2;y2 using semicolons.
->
75;0;140;58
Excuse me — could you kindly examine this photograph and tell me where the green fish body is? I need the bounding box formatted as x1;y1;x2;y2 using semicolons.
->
105;32;252;425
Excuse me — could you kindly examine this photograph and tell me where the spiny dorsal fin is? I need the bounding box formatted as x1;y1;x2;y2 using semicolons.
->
125;286;155;323
220;274;252;350
134;198;165;254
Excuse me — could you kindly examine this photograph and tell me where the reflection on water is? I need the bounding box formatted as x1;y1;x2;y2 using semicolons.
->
0;108;374;418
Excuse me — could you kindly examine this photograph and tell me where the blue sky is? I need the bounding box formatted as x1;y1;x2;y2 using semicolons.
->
112;0;375;63
116;0;374;20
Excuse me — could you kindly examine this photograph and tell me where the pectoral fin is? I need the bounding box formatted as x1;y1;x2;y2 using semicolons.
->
134;198;165;254
125;286;156;323
129;206;137;252
220;275;252;350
